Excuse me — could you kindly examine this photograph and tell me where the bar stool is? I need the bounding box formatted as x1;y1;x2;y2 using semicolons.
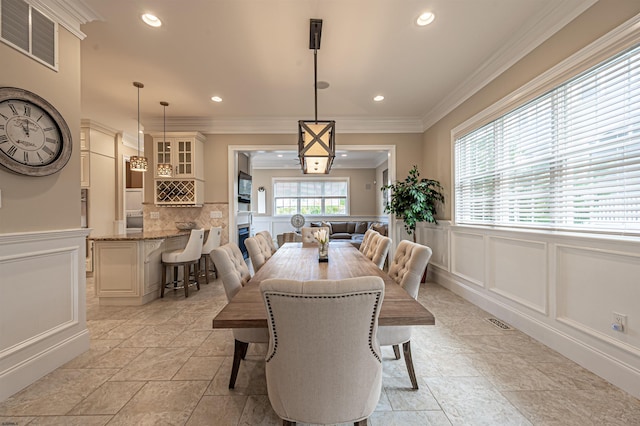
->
161;228;204;298
200;226;221;283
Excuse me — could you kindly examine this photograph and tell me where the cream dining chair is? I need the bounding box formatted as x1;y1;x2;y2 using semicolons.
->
300;226;330;244
359;229;379;254
364;233;392;270
245;233;273;273
211;243;269;389
257;230;278;254
260;276;385;426
160;228;204;298
377;240;432;389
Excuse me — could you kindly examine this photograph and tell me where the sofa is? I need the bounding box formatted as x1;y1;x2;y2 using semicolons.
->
309;221;388;247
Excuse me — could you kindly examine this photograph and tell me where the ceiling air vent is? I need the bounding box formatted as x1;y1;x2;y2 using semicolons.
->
1;0;57;69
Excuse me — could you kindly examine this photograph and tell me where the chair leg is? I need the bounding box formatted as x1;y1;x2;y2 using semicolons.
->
195;261;201;291
204;255;210;284
402;341;419;390
229;339;249;389
183;264;189;297
161;264;166;298
393;344;401;360
354;420;368;426
173;266;179;289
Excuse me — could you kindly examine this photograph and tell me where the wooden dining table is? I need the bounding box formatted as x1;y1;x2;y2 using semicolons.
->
212;241;435;329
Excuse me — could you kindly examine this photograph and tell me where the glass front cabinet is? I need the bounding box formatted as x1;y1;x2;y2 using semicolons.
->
152;132;205;206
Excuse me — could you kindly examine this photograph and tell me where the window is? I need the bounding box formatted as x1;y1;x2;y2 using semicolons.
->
455;43;640;235
274;179;348;216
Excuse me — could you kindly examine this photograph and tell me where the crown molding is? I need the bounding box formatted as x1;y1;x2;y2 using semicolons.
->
27;0;103;40
80;119;117;136
121;132;141;151
144;116;424;135
420;0;597;132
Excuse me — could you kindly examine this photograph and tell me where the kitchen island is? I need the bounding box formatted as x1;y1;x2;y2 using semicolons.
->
91;230;190;305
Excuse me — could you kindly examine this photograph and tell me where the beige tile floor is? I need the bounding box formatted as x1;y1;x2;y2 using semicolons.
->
1;275;639;425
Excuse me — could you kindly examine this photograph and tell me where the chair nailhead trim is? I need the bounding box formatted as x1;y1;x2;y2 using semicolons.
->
263;291;383;363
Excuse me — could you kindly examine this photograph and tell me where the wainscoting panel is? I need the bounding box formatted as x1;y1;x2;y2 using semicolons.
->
0;229;90;402
556;244;640;352
421;222;449;270
487;236;547;314
450;230;485;286
0;248;76;353
431;222;640;398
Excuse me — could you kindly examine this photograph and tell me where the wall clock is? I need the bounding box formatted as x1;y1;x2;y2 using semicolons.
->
0;87;72;176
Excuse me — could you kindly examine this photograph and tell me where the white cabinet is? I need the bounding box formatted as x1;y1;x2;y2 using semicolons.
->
152;132;205;179
152;132;205;206
80;151;90;187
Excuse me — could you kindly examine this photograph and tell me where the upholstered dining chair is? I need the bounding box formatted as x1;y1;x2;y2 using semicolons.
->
161;228;204;298
377;240;432;389
245;234;273;273
211;243;269;388
260;276;385;426
257;230;278;254
359;229;379;254
200;226;221;283
365;234;392;270
300;226;330;244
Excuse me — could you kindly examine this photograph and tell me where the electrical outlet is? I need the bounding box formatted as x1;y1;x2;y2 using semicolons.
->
150;211;160;219
612;312;627;332
210;211;222;218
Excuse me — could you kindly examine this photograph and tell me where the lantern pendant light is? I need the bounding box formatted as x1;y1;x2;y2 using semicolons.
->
298;18;335;174
129;81;148;172
156;101;172;177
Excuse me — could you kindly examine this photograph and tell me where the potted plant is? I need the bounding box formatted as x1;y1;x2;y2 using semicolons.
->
381;165;444;243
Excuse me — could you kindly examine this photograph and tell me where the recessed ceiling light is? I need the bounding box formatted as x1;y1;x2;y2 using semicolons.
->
416;12;435;26
211;96;222;102
341;154;348;157
141;13;162;27
373;95;385;102
277;154;283;158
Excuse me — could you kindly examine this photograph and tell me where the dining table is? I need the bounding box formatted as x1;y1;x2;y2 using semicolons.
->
212;241;435;329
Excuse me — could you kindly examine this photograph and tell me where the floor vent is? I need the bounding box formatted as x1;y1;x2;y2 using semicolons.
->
485;318;513;330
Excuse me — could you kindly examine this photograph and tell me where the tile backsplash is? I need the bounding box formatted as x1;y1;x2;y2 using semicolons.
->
143;203;230;244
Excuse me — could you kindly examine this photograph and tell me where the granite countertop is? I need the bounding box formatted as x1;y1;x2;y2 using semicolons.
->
90;230;191;241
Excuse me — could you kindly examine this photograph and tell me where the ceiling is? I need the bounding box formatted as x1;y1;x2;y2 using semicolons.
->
78;0;593;167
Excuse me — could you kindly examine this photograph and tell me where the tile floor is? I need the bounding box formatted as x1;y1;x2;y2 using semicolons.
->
1;275;639;425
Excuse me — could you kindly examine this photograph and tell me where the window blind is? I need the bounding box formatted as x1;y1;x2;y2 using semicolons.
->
455;43;640;234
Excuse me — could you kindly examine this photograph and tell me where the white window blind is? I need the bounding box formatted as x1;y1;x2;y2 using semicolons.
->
274;179;348;216
455;43;640;234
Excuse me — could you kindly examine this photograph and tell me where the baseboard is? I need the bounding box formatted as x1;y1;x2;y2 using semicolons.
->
0;330;90;402
431;266;640;399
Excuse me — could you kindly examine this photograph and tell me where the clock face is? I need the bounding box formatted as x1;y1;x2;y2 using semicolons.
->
0;87;72;176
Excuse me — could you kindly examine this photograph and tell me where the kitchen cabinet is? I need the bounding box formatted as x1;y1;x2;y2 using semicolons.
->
152;132;205;179
152;132;206;206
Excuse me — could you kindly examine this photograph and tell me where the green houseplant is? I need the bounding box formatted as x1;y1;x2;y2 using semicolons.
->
381;165;444;243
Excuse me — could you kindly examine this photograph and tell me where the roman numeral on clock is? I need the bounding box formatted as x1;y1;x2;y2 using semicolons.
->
42;145;54;156
45;137;58;144
24;151;29;163
8;104;18;116
24;105;31;117
0;135;8;143
7;145;17;157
